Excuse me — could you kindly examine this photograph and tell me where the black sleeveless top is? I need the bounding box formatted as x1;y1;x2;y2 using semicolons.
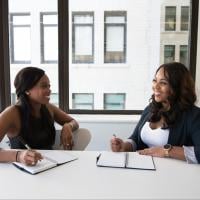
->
9;105;56;150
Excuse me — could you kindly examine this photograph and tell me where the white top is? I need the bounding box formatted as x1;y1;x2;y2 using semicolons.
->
127;122;198;164
140;122;169;147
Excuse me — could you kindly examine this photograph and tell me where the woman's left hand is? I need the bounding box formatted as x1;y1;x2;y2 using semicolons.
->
138;147;165;157
60;123;74;150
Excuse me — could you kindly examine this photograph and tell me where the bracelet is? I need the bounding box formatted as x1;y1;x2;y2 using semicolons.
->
16;151;20;162
69;122;74;130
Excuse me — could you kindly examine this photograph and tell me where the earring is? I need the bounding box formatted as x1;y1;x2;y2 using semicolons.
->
25;91;30;95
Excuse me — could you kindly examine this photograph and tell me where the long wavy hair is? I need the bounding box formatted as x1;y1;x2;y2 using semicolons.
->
14;67;55;143
149;62;196;128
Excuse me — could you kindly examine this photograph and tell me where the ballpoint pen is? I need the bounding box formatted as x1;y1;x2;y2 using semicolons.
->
17;136;32;150
17;136;43;163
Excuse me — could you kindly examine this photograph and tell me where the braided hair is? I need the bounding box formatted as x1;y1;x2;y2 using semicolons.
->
14;67;55;147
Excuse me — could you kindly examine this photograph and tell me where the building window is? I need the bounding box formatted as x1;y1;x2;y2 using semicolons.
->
9;13;31;64
164;45;175;63
72;12;94;63
72;93;94;109
165;7;176;31
50;93;59;107
104;93;125;110
180;45;188;66
11;93;17;105
181;6;189;31
40;13;58;63
104;11;126;63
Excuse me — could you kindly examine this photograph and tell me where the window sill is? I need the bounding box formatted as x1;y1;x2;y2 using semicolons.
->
71;114;140;123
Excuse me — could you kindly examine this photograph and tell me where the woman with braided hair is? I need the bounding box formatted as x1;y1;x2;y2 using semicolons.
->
0;67;79;164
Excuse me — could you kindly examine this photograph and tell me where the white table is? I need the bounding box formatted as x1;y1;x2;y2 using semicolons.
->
0;150;200;199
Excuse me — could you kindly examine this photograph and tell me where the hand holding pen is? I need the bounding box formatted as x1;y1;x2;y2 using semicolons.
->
110;134;124;152
17;136;43;166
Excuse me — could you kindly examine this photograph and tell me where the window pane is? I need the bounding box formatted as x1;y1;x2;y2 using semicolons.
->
50;93;59;106
41;13;58;63
180;45;188;66
72;12;94;63
9;0;58;105
10;14;31;63
181;6;189;31
106;16;125;23
106;26;124;51
74;15;93;24
13;27;31;61
43;15;57;24
13;15;31;25
164;45;175;63
104;94;125;110
165;7;176;31
75;26;92;55
72;93;94;109
44;26;58;61
11;93;17;105
104;11;126;63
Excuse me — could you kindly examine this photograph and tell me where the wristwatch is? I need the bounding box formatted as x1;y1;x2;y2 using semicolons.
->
163;144;173;157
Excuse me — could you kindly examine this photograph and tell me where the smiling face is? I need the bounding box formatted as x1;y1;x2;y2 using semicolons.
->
152;67;172;106
27;74;51;105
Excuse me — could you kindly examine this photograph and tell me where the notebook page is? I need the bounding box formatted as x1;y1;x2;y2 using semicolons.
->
43;151;78;164
126;152;155;170
13;158;56;174
97;152;126;168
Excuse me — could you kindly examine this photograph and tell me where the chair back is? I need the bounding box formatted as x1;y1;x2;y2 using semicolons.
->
72;128;91;150
53;128;91;150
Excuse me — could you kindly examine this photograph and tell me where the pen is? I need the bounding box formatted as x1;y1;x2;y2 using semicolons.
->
17;136;43;164
17;136;32;150
113;134;116;138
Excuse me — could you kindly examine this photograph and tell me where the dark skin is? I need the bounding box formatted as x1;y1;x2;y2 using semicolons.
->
0;74;79;164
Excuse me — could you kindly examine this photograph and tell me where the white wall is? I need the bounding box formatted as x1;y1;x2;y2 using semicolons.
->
71;115;139;150
80;120;137;151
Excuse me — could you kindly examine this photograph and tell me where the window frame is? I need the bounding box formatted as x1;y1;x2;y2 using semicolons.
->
104;93;126;110
104;11;127;63
40;12;58;64
72;93;94;110
0;0;199;114
181;6;189;31
9;12;31;64
180;44;188;65
72;11;94;64
164;45;176;63
165;6;176;31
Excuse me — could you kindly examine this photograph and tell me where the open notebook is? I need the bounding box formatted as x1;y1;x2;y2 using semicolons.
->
96;151;155;170
13;151;78;174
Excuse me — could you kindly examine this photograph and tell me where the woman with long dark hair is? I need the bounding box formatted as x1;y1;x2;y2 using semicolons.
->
0;67;79;163
111;62;200;163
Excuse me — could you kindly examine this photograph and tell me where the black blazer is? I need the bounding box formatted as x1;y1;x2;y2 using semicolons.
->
129;105;200;163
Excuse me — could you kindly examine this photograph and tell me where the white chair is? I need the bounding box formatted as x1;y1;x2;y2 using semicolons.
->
53;128;91;150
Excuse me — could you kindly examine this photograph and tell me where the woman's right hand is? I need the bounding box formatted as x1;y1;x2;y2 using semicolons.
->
110;137;125;152
18;150;43;166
